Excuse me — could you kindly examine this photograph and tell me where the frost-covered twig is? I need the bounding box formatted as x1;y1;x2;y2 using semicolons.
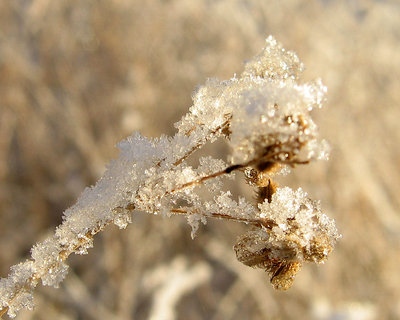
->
0;36;340;318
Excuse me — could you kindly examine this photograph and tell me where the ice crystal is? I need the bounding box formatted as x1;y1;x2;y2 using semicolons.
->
0;36;339;317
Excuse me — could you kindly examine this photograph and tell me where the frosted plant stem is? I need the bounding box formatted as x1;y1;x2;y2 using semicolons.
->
171;117;232;167
0;159;243;318
170;208;276;229
0;36;340;318
0;217;113;319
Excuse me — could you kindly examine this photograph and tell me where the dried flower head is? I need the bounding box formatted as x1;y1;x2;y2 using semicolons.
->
234;187;340;290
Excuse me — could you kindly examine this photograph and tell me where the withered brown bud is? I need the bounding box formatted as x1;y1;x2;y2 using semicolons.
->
269;261;302;290
233;229;302;290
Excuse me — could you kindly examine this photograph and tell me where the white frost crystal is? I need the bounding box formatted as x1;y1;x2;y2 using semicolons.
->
0;36;339;317
259;187;340;261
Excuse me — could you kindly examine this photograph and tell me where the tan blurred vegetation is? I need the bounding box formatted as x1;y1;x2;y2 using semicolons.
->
1;0;399;319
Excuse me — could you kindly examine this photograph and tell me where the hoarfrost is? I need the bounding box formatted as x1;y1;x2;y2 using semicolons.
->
187;214;208;239
258;187;340;254
0;36;339;317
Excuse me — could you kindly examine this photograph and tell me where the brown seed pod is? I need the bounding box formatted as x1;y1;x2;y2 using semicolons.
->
269;260;302;290
233;230;301;290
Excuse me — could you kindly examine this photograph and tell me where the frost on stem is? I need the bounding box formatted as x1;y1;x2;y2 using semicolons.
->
0;36;340;318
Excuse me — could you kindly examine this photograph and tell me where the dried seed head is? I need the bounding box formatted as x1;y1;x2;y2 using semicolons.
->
234;230;275;267
233;229;302;290
303;234;334;263
269;261;302;290
233;187;340;290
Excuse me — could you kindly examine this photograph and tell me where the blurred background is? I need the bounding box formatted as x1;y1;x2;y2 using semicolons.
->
1;0;399;319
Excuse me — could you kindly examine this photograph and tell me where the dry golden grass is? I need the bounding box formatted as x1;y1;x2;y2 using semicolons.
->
1;0;399;319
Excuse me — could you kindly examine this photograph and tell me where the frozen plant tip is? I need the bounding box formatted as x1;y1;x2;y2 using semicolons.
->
0;36;340;318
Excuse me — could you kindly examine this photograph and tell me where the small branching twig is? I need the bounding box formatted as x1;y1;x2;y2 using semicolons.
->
0;36;340;318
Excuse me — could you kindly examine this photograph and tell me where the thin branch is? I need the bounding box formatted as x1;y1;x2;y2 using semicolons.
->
170;208;277;230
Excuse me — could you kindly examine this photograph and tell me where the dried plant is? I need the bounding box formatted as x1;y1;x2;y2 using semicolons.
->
0;36;340;318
